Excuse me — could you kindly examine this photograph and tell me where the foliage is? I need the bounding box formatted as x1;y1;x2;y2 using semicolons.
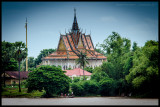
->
84;66;93;73
95;43;106;55
5;58;18;71
99;77;116;96
35;48;56;66
125;40;159;97
71;82;84;96
82;80;99;95
13;41;27;62
2;41;27;89
96;32;159;97
91;67;108;82
1;41;18;72
76;51;89;80
71;80;99;96
2;87;45;98
100;32;132;81
22;57;36;71
66;67;72;70
76;51;89;68
73;77;80;83
97;32;134;96
26;65;71;97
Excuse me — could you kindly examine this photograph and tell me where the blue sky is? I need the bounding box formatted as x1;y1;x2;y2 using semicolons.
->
2;2;158;58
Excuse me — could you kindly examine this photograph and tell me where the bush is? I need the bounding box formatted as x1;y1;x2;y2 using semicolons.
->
73;77;80;83
71;80;99;96
91;67;108;82
99;77;116;96
71;82;84;96
26;65;71;97
82;80;99;95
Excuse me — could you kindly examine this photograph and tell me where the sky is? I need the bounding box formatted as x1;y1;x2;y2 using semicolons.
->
2;1;158;58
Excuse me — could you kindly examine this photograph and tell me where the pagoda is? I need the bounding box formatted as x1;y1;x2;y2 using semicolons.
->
41;9;106;70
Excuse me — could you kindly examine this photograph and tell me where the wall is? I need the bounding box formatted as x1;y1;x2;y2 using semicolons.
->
42;58;104;70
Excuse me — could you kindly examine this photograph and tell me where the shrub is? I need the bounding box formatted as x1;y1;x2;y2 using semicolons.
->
73;77;80;83
71;80;99;96
99;77;116;96
71;82;84;96
82;80;99;95
26;65;71;97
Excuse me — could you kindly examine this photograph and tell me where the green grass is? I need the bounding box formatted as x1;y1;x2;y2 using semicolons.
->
2;86;45;98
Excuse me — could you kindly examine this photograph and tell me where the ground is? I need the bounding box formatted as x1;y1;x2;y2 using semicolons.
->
2;97;158;105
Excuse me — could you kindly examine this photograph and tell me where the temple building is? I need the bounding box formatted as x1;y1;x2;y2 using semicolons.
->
41;9;106;70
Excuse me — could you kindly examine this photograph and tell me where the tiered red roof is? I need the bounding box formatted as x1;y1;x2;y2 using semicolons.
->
42;9;106;61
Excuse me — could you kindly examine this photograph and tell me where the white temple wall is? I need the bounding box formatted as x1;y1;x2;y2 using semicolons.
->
42;58;104;70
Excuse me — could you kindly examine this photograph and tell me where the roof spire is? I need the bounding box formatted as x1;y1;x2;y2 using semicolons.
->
72;8;79;33
74;8;76;17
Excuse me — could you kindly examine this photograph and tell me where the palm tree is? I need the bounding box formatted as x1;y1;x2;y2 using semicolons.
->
76;51;89;80
13;42;27;92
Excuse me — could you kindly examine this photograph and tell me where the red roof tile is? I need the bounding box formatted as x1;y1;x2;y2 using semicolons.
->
42;33;107;60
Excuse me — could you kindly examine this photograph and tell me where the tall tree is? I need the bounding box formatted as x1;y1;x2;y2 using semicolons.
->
99;32;133;95
100;32;131;80
126;40;159;97
2;41;16;87
13;41;27;92
76;51;89;80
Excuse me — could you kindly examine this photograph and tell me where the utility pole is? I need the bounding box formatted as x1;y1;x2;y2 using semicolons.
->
25;18;28;71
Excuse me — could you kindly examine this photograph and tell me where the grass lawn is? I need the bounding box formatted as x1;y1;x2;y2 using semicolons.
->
2;86;45;98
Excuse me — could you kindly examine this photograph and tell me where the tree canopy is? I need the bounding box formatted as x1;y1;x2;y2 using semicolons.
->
26;65;71;97
92;32;159;97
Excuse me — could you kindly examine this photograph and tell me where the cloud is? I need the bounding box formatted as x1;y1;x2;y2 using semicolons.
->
101;16;117;23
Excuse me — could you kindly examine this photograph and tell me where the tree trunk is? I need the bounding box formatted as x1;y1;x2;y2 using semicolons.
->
3;70;6;87
3;62;7;87
18;61;21;92
83;65;85;80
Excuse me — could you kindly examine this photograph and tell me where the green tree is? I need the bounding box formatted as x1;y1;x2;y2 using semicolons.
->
13;41;27;92
22;57;36;71
84;66;93;73
26;65;71;97
91;66;108;82
5;58;18;71
1;41;17;87
132;42;138;52
76;51;89;80
98;32;134;96
99;77;116;96
82;80;99;95
126;40;159;97
71;82;84;96
95;43;106;55
35;48;56;66
73;77;80;83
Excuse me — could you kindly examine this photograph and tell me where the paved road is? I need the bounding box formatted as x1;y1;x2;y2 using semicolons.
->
2;97;158;105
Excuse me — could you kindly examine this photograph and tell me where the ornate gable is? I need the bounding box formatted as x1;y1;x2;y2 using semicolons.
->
57;37;66;51
77;35;84;49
